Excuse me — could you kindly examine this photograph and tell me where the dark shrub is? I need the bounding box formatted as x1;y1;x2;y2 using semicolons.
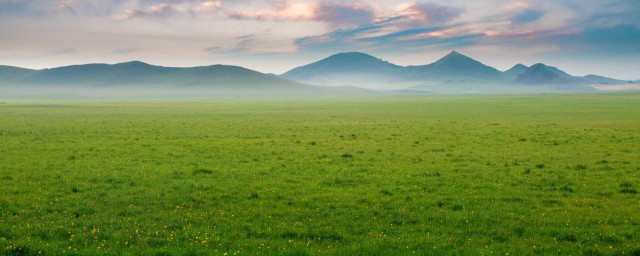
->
192;168;213;175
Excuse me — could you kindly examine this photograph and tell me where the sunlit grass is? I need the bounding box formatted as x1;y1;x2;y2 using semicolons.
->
1;94;639;255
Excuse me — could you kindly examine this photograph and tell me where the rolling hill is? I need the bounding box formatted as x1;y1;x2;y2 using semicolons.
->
0;61;370;97
0;65;38;82
579;75;631;85
19;61;301;88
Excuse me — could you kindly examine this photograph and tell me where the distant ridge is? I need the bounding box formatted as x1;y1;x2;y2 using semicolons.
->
0;65;37;82
1;51;636;97
0;61;371;97
281;51;632;91
580;74;630;85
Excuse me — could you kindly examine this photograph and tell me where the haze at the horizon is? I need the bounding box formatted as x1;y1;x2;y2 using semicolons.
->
1;0;639;80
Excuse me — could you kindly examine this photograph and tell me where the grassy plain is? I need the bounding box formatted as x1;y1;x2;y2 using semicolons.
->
1;94;639;255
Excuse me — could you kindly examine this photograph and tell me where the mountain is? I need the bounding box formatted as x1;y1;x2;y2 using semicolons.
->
516;64;573;85
22;61;298;88
513;64;629;91
281;51;507;88
404;51;506;82
579;75;630;85
505;64;528;79
2;53;635;96
514;64;596;91
281;52;404;89
0;65;37;82
282;50;632;92
0;61;371;97
22;61;169;86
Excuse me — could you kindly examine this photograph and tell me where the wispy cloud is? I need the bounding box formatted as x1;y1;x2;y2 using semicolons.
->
226;1;376;28
394;2;463;27
512;9;544;25
203;46;221;54
293;2;467;53
110;48;143;55
50;48;77;56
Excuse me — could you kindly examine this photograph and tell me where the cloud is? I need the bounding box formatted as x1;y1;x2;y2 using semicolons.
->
231;33;298;54
198;0;221;11
122;3;179;19
395;2;463;27
110;48;143;55
0;0;223;18
203;46;222;54
50;48;76;55
511;9;544;25
226;1;375;28
293;2;467;53
542;24;640;54
226;1;317;21
314;3;375;27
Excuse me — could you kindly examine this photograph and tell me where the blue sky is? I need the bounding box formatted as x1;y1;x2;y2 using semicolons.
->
0;0;639;79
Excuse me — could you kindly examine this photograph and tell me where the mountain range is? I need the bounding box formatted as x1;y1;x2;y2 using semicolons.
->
281;51;635;92
0;61;367;97
0;51;637;97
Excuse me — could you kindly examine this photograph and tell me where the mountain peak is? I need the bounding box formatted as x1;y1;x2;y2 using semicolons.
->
505;63;529;76
516;63;569;85
115;60;151;67
446;50;463;57
511;63;528;69
324;52;382;62
333;52;372;57
434;51;477;65
530;63;547;69
307;52;398;67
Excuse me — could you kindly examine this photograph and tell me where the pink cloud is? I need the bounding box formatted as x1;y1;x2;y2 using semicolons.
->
226;1;375;28
114;0;222;19
227;2;317;21
123;4;178;19
395;2;463;26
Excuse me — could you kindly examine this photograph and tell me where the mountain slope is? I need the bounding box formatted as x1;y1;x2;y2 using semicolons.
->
514;63;628;90
514;64;596;91
404;51;506;82
516;64;572;85
0;65;38;82
579;75;630;85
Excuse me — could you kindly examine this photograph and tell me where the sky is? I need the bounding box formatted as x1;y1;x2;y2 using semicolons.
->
0;0;639;79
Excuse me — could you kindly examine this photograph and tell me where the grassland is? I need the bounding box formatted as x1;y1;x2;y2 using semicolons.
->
1;94;639;255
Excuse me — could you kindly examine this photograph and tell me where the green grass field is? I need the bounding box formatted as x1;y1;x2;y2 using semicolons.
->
1;94;639;255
